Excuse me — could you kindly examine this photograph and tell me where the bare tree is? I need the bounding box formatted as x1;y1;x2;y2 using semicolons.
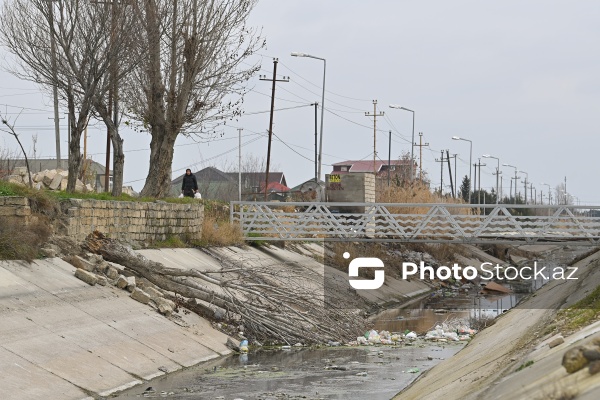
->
0;0;137;193
0;110;33;188
125;0;264;198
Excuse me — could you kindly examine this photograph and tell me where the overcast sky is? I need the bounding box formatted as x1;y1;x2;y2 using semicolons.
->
1;0;599;203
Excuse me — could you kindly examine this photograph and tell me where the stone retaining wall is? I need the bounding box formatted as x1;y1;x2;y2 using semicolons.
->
0;196;35;225
0;196;204;242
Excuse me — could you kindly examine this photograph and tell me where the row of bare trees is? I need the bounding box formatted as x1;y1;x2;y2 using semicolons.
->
0;0;263;196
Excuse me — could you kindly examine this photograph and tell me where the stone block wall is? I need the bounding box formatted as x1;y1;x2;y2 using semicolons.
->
0;196;35;225
0;197;204;242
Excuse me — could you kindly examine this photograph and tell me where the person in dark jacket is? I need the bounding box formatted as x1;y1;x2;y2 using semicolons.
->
181;169;198;198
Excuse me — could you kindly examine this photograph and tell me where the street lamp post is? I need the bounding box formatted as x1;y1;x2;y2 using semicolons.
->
541;183;552;205
291;52;326;182
452;136;473;203
482;154;500;204
503;164;518;202
389;105;415;181
519;170;529;204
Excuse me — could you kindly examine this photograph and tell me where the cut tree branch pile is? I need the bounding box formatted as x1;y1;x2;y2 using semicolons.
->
83;231;366;344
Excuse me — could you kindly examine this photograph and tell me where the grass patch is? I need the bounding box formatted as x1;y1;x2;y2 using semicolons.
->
148;235;188;248
247;232;267;247
0;180;200;204
515;360;534;372
557;284;600;332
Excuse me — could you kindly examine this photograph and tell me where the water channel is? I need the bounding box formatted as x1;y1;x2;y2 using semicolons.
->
111;254;566;400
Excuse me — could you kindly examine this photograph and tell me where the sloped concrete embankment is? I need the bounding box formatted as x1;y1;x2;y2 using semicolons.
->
137;243;433;311
396;247;600;400
0;242;433;400
0;258;230;400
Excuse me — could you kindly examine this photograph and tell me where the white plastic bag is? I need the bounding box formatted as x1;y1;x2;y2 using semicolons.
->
194;192;202;199
178;193;184;198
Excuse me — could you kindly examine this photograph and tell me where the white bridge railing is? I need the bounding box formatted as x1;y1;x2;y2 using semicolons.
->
230;202;600;245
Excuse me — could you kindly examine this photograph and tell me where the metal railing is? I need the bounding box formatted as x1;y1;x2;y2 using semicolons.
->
230;202;600;245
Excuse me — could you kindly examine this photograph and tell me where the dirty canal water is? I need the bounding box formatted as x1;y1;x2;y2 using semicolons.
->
112;251;571;400
111;343;464;400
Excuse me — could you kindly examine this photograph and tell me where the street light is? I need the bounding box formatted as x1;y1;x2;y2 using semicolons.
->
452;136;472;203
540;182;552;205
291;52;326;182
503;164;519;202
389;105;415;181
518;170;529;204
482;154;500;204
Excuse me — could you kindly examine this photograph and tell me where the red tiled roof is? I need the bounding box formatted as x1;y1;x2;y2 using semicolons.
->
261;181;290;192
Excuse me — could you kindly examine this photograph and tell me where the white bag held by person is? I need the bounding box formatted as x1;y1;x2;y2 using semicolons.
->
194;192;202;199
178;193;184;198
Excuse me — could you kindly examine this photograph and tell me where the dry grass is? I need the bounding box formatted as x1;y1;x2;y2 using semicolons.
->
376;181;468;214
0;217;51;262
199;216;244;247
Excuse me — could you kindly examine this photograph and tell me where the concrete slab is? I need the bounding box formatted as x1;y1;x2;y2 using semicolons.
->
0;347;91;400
3;332;142;397
0;257;233;398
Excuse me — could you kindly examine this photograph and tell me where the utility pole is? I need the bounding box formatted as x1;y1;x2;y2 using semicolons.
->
435;150;445;194
238;128;243;202
448;153;457;197
511;171;520;202
388;130;392;187
260;58;289;201
478;159;486;204
312;102;318;183
365;100;384;176
446;150;455;198
415;132;429;181
473;162;477;204
530;183;534;204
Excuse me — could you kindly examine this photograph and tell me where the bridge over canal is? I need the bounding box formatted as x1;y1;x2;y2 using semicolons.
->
230;202;600;245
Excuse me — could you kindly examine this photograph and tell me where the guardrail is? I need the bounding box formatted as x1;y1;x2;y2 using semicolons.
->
230;202;600;245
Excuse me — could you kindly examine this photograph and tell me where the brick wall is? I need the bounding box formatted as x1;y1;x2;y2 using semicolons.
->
0;197;204;242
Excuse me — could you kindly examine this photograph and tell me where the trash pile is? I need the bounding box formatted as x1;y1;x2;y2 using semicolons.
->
424;324;475;342
348;319;477;346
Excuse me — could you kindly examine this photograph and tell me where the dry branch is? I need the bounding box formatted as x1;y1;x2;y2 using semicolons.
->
84;231;366;344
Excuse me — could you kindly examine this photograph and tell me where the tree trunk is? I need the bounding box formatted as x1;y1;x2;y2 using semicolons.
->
139;127;177;198
111;133;124;197
66;92;87;193
94;97;124;197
